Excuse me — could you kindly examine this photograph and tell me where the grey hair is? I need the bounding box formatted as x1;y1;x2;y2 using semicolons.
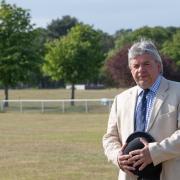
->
128;39;163;74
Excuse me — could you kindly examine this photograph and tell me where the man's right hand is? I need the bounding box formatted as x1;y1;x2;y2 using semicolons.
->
117;143;135;173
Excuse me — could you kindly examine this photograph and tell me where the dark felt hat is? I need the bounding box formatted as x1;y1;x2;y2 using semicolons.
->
123;132;162;178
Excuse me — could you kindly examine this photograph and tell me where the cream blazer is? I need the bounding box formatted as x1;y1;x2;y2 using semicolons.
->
103;77;180;180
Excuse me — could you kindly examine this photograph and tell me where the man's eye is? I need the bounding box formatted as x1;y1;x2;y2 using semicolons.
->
144;63;150;66
133;65;139;69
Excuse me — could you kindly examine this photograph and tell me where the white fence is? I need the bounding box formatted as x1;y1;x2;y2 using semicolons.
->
0;99;113;113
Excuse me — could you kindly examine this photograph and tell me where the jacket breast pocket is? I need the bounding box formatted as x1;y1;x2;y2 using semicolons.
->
153;111;178;139
158;111;177;120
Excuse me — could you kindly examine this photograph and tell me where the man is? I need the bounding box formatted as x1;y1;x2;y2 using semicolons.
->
102;39;180;180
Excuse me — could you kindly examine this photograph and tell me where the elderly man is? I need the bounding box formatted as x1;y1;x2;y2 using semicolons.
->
103;39;180;180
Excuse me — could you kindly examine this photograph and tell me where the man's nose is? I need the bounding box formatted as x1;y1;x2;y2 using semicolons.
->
138;65;145;72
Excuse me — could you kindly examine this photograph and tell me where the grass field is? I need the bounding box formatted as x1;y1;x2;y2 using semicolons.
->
0;113;118;180
0;88;125;100
0;89;123;179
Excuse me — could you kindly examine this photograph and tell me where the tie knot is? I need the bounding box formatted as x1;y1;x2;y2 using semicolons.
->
142;89;149;99
143;89;149;95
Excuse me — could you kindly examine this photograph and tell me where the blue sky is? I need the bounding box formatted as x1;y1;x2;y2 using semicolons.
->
6;0;180;35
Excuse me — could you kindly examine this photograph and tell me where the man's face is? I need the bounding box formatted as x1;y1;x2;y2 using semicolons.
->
130;54;161;89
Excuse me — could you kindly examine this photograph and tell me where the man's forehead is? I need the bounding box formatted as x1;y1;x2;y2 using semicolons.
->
131;57;153;64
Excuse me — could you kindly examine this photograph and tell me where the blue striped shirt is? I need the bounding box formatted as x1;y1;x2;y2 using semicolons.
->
136;75;162;131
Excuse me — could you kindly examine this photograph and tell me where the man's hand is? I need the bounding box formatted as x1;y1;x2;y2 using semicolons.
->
128;138;153;171
117;143;135;173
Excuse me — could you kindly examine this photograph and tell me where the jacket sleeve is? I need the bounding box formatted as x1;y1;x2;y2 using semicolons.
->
102;97;122;167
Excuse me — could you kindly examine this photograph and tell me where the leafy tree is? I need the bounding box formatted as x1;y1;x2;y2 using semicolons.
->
43;24;105;103
111;26;171;56
162;55;180;82
0;1;40;104
47;15;78;40
161;30;180;69
106;29;132;59
165;26;179;40
97;30;114;54
105;45;134;87
132;26;169;48
28;27;48;87
90;30;114;84
114;29;133;49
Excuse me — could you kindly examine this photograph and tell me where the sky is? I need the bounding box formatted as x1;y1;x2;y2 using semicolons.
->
5;0;180;35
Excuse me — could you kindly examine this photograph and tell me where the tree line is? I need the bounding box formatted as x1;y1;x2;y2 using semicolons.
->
0;0;180;101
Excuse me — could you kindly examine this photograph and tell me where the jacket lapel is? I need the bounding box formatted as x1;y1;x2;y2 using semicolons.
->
126;87;138;134
147;77;169;131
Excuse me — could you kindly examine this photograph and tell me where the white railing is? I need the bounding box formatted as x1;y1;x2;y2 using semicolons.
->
0;98;113;113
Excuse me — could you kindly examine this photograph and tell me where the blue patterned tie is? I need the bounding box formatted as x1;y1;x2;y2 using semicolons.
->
135;89;149;132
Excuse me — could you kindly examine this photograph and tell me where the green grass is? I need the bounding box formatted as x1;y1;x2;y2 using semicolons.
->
0;113;118;180
0;88;125;100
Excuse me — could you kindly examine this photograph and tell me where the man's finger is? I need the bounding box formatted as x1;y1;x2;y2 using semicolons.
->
140;138;148;145
121;143;127;151
123;165;136;171
129;149;141;156
138;162;147;171
133;159;144;168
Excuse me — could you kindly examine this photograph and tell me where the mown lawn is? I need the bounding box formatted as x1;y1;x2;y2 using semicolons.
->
0;88;125;100
0;113;118;180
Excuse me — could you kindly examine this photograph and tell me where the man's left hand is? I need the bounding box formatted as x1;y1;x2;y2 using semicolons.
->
128;138;153;171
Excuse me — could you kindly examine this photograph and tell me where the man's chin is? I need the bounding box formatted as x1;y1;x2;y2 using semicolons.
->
138;81;149;89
